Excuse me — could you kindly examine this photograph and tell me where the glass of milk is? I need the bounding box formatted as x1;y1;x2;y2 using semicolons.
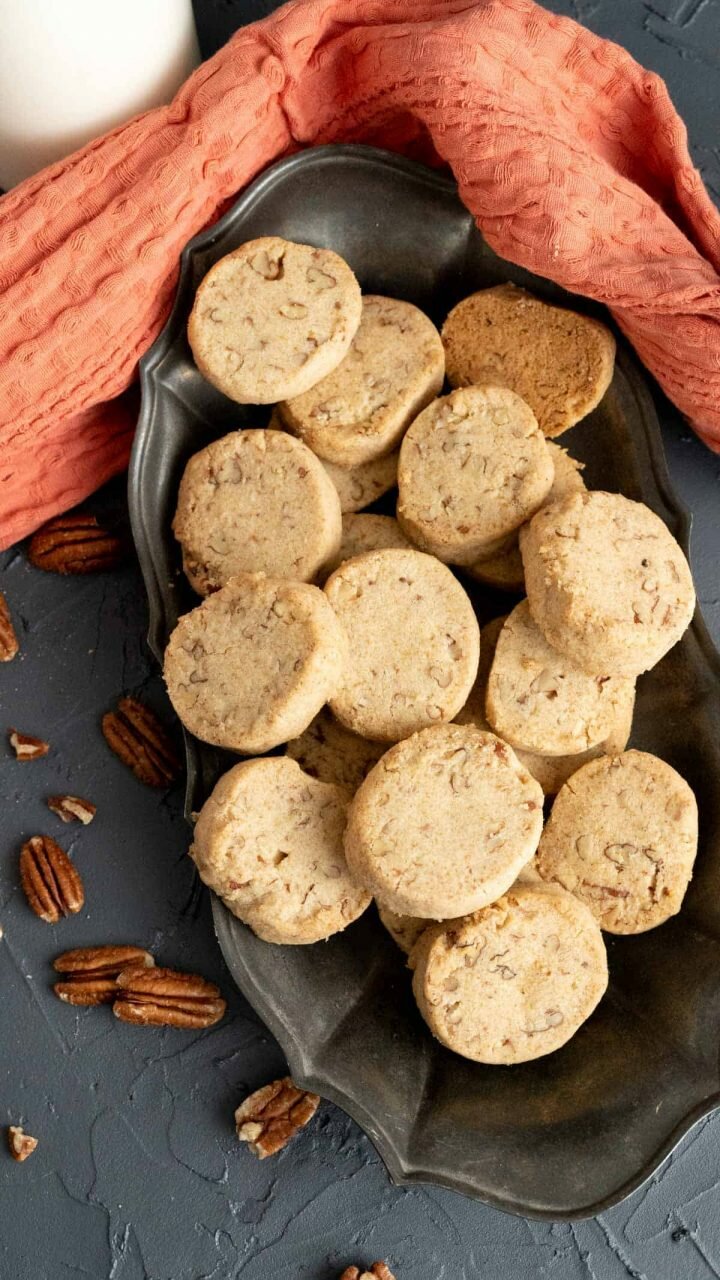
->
0;0;200;189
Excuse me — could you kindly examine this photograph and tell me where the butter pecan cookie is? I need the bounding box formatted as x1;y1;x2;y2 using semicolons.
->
164;573;347;754
173;429;341;592
536;750;698;933
277;295;444;465
188;238;362;404
442;284;615;437
410;883;608;1063
324;549;479;742
521;491;695;677
191;756;370;944
344;723;543;919
397;386;553;564
326;514;412;575
285;707;386;794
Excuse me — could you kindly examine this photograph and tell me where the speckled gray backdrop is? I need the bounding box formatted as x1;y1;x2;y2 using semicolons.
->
1;2;719;1277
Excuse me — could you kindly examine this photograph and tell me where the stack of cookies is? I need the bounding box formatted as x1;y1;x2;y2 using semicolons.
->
164;237;698;1066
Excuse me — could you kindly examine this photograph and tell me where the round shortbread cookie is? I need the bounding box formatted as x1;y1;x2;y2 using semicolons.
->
486;600;635;756
397;385;553;565
521;491;696;677
188;238;362;404
285;707;386;794
466;442;585;591
441;284;616;438
326;514;412;575
455;617;635;795
173;429;342;593
268;408;400;514
536;750;698;934
344;723;544;919
410;883;608;1063
190;756;370;944
164;573;347;754
277;295;445;466
324;549;480;742
377;903;432;956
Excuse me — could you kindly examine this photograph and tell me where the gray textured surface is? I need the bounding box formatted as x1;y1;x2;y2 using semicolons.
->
1;2;719;1277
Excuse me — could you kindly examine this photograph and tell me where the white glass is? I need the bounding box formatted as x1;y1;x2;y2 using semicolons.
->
0;0;200;188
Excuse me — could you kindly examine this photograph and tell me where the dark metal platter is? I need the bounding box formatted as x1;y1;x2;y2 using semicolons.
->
129;144;720;1220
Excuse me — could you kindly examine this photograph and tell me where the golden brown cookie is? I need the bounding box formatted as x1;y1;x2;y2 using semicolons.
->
173;429;341;593
188;238;361;404
285;707;386;794
442;284;615;437
536;750;698;933
326;514;412;575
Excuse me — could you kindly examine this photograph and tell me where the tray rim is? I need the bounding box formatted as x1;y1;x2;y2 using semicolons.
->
129;142;720;1222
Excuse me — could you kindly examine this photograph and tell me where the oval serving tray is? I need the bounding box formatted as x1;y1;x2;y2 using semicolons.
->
129;144;720;1220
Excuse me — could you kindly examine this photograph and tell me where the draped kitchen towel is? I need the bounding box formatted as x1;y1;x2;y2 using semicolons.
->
1;0;719;550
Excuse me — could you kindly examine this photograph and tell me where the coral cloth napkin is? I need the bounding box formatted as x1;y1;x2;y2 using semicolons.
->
1;0;720;550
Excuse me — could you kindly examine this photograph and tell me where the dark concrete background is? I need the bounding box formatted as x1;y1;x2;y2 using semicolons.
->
1;1;720;1276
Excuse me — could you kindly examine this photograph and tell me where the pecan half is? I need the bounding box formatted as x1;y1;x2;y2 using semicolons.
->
235;1077;320;1158
102;696;181;787
19;835;84;924
53;945;154;1006
113;966;226;1028
27;513;127;574
7;1126;38;1162
339;1265;396;1280
9;729;49;761
47;794;96;825
0;593;19;661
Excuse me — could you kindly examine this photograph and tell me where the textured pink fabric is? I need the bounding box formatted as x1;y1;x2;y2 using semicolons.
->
1;0;719;549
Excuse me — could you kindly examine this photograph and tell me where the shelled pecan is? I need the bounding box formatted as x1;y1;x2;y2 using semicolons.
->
0;593;19;661
7;1126;38;1163
9;729;49;760
113;966;226;1028
101;696;181;787
27;512;127;574
19;835;84;923
53;945;154;1006
47;794;96;825
235;1077;320;1158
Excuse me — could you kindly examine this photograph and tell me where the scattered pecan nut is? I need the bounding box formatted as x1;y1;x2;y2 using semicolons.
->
9;729;49;761
0;593;19;661
27;512;127;574
102;696;181;788
235;1077;320;1158
19;835;84;924
339;1266;396;1280
47;794;96;825
7;1126;38;1163
53;945;154;1006
113;966;226;1028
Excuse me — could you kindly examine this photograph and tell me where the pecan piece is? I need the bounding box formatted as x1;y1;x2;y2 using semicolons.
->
0;593;19;661
113;966;226;1028
27;512;127;574
339;1266;396;1280
235;1076;320;1158
47;794;96;825
53;945;154;1006
19;835;84;923
9;729;49;761
102;696;181;787
7;1126;38;1163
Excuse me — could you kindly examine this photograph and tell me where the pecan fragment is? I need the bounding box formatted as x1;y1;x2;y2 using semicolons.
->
9;729;49;761
27;512;127;574
47;794;96;825
113;966;226;1028
102;696;181;787
339;1265;396;1280
0;593;19;661
7;1126;38;1163
235;1076;320;1158
53;945;154;1006
19;835;84;923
